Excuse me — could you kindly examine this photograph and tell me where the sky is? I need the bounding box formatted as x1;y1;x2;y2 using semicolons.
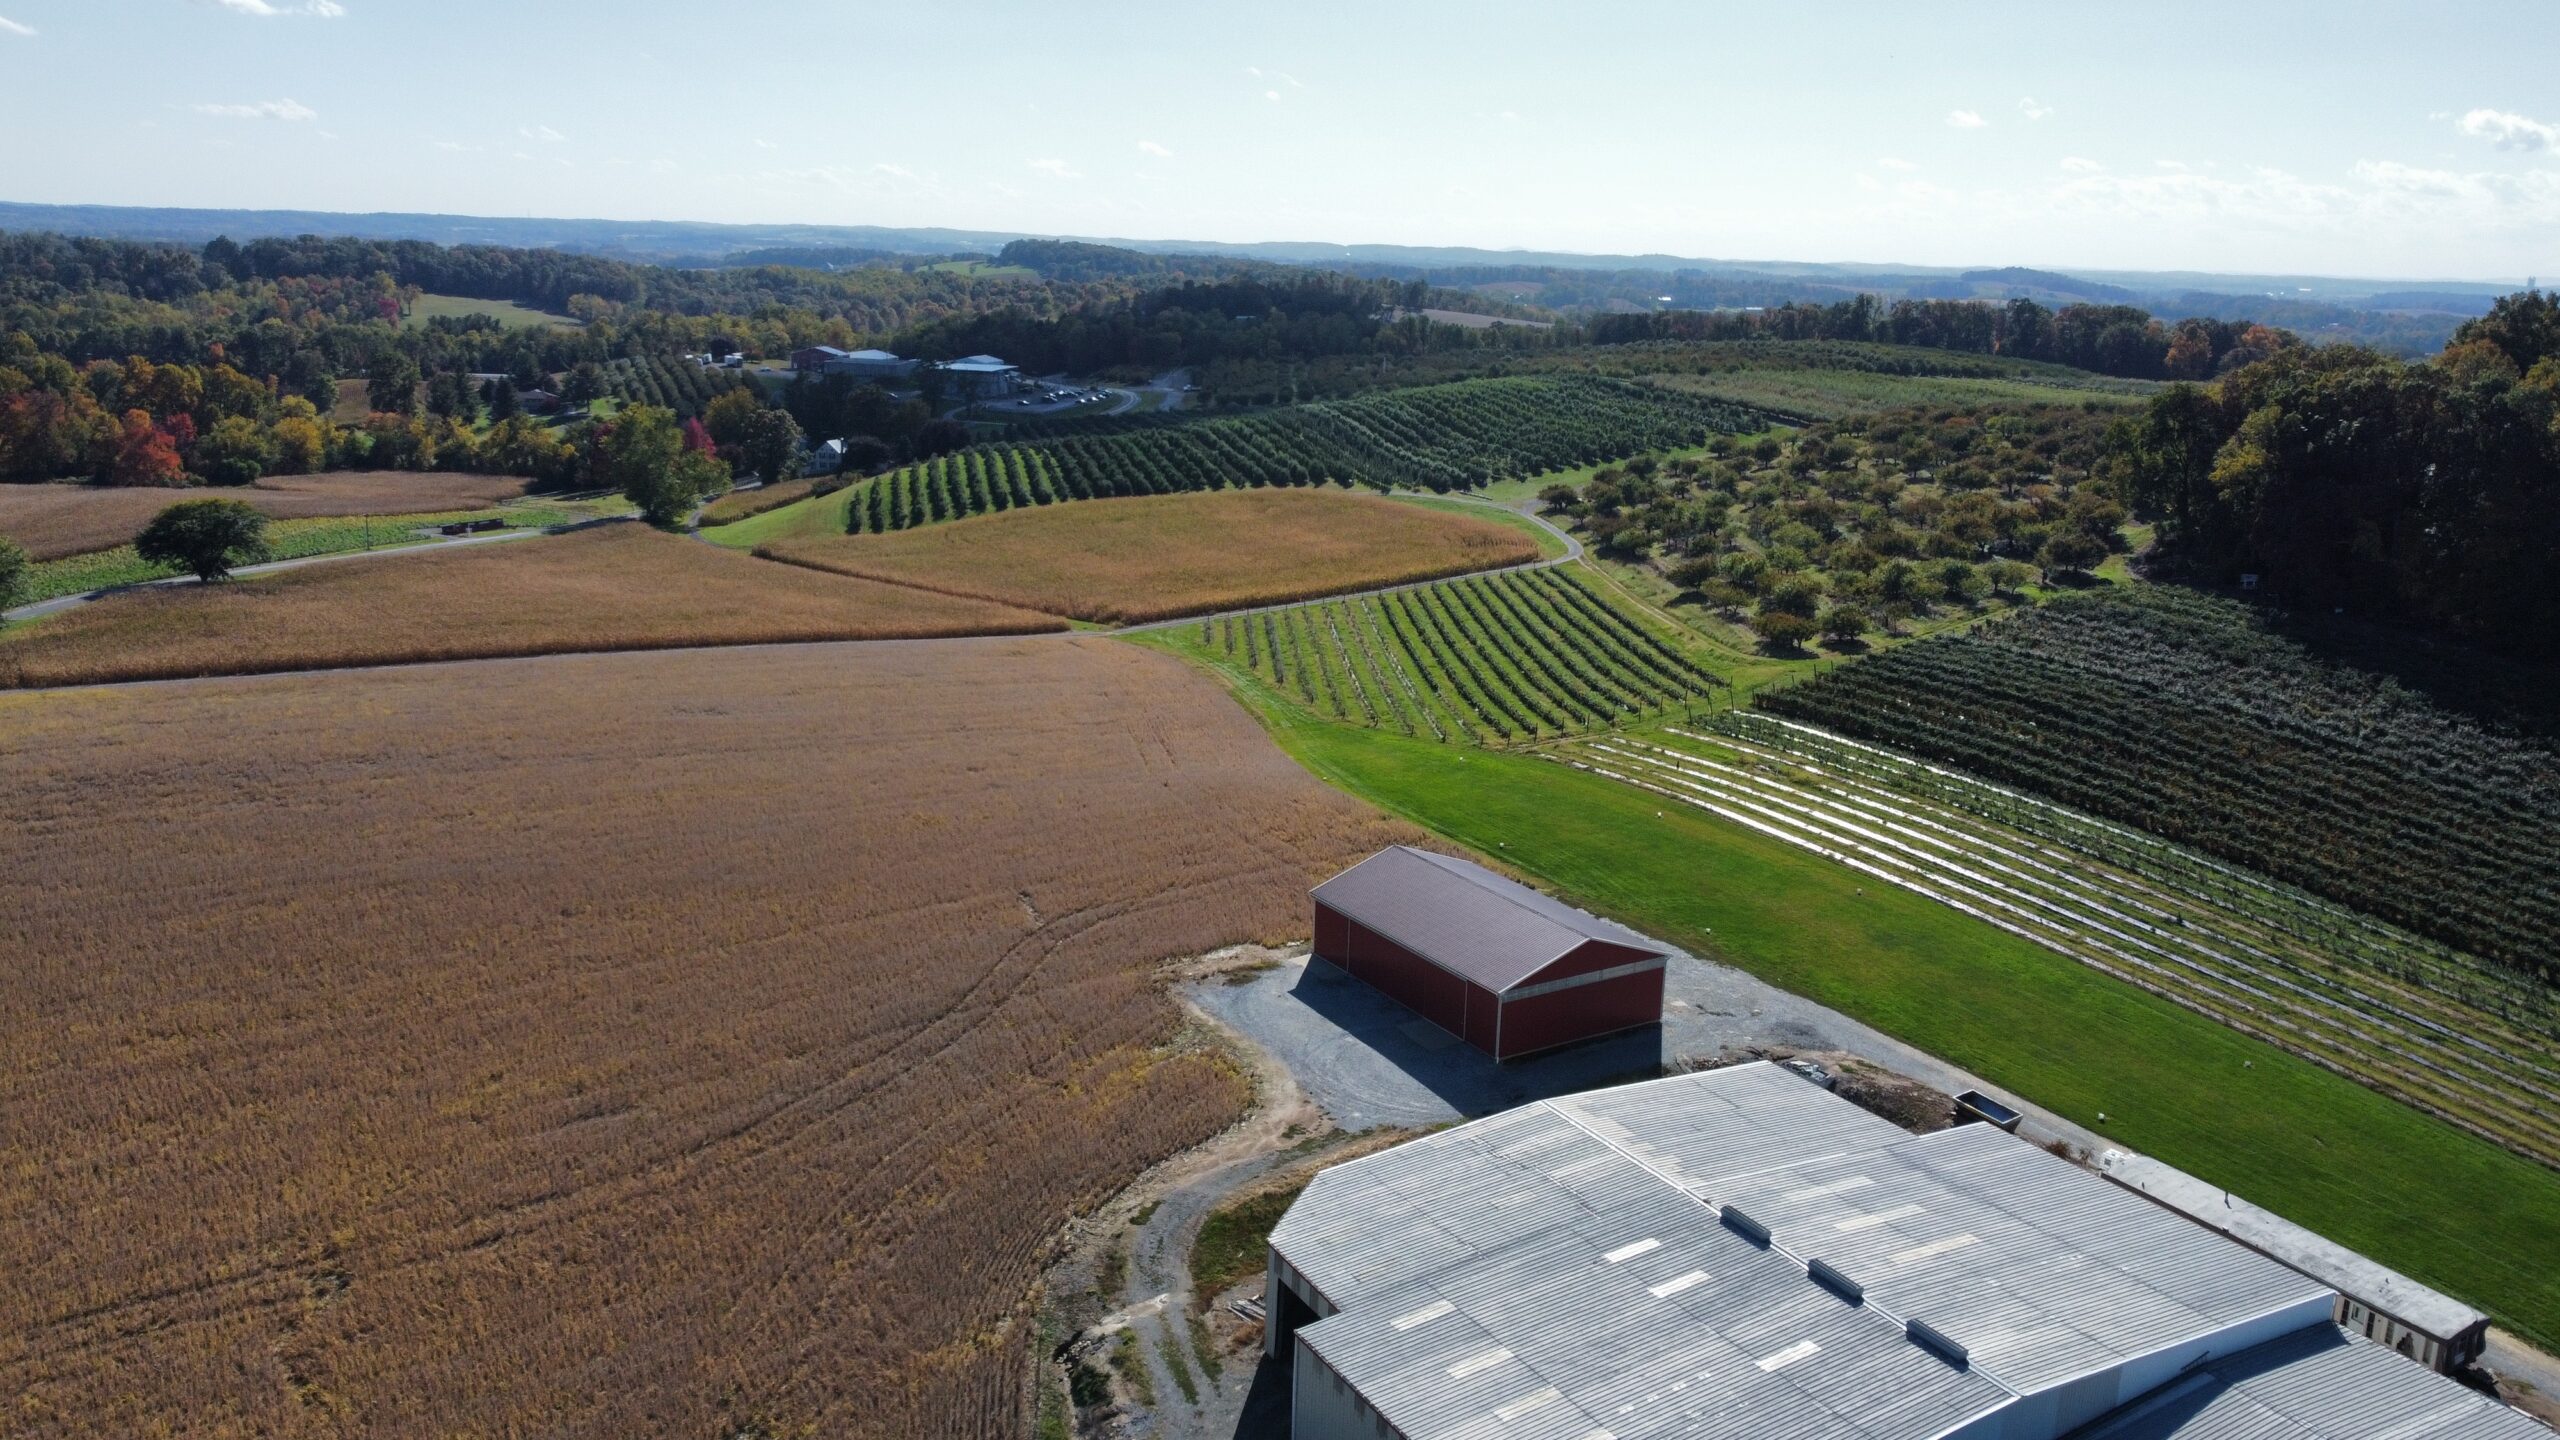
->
0;1;2554;281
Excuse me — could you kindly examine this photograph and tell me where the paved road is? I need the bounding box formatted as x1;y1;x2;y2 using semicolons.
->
2;522;573;624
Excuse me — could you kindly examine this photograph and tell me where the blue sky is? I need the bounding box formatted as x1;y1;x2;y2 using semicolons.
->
1;1;2553;280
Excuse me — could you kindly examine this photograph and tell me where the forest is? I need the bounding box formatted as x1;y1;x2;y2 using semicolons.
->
2102;290;2560;658
1590;295;2300;380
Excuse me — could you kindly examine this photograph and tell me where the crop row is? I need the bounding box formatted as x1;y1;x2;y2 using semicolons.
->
846;376;1769;534
1755;586;2560;979
599;355;754;420
1567;727;2560;1170
1202;566;1722;744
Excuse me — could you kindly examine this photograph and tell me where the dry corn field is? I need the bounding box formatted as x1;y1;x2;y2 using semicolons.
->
0;472;534;560
760;488;1542;624
0;523;1064;688
0;637;1415;1437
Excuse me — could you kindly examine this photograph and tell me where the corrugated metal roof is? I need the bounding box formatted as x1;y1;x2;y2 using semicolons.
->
1271;1064;2445;1440
2097;1151;2487;1341
2064;1323;2549;1439
1310;846;1667;993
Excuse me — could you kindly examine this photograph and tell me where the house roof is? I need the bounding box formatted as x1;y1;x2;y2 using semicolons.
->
840;349;903;362
942;354;1016;371
1311;845;1664;993
800;345;853;358
1275;1064;2349;1440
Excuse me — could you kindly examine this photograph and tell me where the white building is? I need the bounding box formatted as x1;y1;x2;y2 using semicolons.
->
937;354;1023;398
1267;1063;2542;1440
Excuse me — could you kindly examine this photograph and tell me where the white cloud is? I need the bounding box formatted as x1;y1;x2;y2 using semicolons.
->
1027;157;1081;180
1265;89;1282;101
1137;139;1173;157
2045;158;2560;238
2458;107;2559;152
0;14;34;36
1877;156;1919;172
2155;159;2189;171
2059;156;2102;173
1946;109;1987;129
753;137;777;150
2018;96;2052;121
874;162;916;180
207;0;343;15
433;140;474;152
519;124;565;143
196;98;318;121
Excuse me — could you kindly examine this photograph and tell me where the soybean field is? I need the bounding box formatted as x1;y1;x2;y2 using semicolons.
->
1188;566;1723;744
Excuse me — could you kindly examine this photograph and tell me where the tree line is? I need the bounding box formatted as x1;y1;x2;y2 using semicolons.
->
1587;295;2298;380
2103;290;2560;659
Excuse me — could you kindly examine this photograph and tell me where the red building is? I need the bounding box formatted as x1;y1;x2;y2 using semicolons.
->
1310;846;1669;1062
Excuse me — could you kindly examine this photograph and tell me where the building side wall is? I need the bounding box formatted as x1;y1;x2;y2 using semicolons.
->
1335;918;1473;1047
1462;980;1499;1053
1293;1337;1390;1440
1522;938;1665;986
1496;966;1665;1061
1313;904;1350;965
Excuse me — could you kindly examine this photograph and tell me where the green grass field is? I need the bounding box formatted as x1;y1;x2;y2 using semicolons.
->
1142;635;2560;1351
401;293;583;331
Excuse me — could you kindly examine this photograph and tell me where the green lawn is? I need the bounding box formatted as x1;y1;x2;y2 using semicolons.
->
696;480;859;550
401;293;582;331
1144;639;2560;1351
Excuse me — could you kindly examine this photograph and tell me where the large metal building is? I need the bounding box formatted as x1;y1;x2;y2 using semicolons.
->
1311;847;1669;1062
1266;1063;2543;1440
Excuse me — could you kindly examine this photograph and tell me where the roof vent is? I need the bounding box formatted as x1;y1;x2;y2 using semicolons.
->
1720;1205;1771;1246
1907;1317;1971;1368
1806;1257;1865;1303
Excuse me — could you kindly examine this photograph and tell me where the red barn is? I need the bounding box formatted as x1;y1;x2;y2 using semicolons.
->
1310;846;1669;1062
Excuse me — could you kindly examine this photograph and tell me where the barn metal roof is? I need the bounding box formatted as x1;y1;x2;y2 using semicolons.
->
2096;1151;2487;1342
2064;1322;2549;1440
1277;1064;2358;1440
1310;846;1667;993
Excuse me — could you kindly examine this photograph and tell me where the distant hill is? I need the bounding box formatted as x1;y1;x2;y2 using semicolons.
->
1959;266;2137;301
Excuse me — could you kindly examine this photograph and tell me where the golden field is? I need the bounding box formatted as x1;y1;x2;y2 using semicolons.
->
760;487;1540;623
0;472;534;560
0;637;1415;1437
0;523;1062;688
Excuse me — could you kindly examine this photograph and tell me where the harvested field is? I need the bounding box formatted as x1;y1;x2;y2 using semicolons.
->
0;472;533;560
0;523;1061;688
0;638;1416;1437
761;488;1540;624
698;476;820;527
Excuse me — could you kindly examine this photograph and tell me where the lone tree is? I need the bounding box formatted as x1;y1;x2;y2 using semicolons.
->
135;498;272;582
0;535;26;611
600;405;730;526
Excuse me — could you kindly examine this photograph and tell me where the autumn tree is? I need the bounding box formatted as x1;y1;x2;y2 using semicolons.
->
0;535;26;611
601;406;730;526
135;498;271;582
104;409;187;487
703;387;763;448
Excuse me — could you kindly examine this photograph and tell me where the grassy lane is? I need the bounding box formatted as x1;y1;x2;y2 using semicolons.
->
1140;636;2560;1350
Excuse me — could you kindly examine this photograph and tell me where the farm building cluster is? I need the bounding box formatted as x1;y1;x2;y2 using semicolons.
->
1274;851;2527;1439
789;346;1022;397
1263;1062;2534;1440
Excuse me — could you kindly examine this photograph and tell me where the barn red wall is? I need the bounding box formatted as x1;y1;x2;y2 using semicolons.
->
1497;966;1665;1061
1463;981;1500;1053
1312;903;1351;965
1339;919;1471;1041
1527;939;1666;986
